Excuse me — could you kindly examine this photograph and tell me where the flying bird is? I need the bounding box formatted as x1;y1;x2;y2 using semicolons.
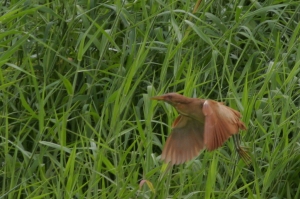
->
152;92;250;165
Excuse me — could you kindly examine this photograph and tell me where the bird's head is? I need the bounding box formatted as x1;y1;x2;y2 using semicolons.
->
151;93;192;114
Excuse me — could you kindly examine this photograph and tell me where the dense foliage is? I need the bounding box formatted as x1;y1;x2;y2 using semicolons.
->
1;0;300;198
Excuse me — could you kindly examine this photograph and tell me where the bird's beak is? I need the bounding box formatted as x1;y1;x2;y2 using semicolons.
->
151;95;165;101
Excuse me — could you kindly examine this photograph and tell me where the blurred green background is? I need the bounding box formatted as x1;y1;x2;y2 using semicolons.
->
1;0;300;198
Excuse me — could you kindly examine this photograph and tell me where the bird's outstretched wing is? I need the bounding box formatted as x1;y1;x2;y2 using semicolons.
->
202;100;246;151
161;115;205;165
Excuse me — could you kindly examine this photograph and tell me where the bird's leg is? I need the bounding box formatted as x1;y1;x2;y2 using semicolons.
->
233;134;251;165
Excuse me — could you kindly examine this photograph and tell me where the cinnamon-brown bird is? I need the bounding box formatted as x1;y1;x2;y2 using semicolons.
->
152;93;250;165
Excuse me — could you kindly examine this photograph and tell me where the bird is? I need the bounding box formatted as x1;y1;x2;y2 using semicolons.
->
152;92;250;165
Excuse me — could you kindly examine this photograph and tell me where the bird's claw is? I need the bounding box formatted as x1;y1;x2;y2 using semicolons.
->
236;146;251;165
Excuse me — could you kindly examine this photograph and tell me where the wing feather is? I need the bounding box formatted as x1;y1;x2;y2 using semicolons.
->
161;115;205;165
202;100;246;151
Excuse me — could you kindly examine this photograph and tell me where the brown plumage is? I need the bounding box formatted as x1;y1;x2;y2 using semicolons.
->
152;93;249;165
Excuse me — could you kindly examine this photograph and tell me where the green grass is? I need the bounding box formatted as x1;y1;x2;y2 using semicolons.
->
1;0;300;198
